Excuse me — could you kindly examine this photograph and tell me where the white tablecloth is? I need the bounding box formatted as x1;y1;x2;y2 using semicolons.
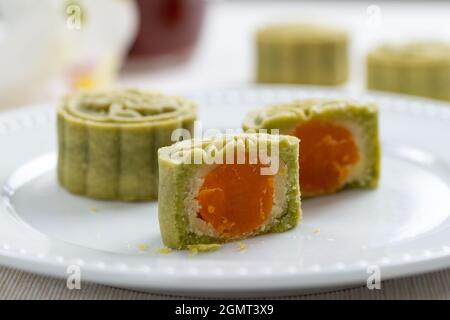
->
2;266;450;299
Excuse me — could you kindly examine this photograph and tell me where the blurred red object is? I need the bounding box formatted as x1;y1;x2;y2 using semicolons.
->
129;0;205;59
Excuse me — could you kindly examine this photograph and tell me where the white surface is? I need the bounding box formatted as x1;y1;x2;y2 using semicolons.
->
1;87;450;296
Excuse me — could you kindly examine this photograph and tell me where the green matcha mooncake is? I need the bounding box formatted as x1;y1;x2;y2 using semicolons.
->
367;42;450;101
257;24;349;85
158;133;301;249
243;99;380;197
57;89;196;201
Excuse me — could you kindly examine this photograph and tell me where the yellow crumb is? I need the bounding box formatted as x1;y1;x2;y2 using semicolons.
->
313;227;321;234
157;247;173;254
187;244;222;256
89;206;98;213
207;205;215;213
238;242;247;252
138;243;149;252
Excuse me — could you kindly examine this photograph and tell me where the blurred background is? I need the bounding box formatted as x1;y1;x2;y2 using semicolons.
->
0;0;449;110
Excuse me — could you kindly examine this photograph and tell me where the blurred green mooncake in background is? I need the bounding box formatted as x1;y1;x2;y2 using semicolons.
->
57;89;197;201
256;24;349;86
367;42;450;102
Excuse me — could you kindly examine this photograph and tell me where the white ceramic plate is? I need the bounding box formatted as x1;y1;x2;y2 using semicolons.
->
2;86;450;297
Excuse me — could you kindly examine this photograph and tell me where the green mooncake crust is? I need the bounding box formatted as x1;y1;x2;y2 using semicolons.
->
57;89;196;201
158;133;301;249
367;42;450;101
257;24;349;85
243;99;380;196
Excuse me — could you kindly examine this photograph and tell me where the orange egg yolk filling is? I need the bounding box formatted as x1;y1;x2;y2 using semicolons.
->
293;121;359;195
196;163;274;238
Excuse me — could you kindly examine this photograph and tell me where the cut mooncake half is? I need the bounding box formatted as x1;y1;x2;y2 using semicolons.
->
367;42;450;101
57;88;196;201
158;133;301;249
243;99;380;197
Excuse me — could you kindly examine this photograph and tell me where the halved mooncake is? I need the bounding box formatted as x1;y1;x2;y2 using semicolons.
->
57;89;196;201
243;99;380;197
367;42;450;101
257;24;349;85
158;133;301;249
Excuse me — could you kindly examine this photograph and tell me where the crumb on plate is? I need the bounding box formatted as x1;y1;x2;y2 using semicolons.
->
138;243;149;252
157;247;173;254
187;244;222;256
238;242;247;252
